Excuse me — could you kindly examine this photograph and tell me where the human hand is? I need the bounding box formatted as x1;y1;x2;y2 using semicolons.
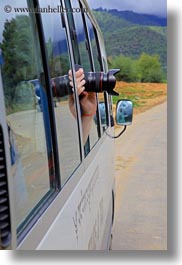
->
68;68;97;118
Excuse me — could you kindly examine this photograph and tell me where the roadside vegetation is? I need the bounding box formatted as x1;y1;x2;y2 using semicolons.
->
112;81;167;115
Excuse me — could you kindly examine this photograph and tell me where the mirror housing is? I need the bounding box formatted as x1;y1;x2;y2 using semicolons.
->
116;100;133;126
97;102;114;127
96;102;107;126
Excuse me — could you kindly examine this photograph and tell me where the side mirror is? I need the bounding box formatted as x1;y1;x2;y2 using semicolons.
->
116;100;133;126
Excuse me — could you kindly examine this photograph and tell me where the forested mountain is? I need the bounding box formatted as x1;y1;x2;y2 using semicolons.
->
0;10;167;86
95;8;167;26
93;10;167;72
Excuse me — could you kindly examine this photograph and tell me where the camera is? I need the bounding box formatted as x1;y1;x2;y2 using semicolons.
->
52;66;120;97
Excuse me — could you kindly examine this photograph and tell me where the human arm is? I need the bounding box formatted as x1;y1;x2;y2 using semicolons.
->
68;68;97;144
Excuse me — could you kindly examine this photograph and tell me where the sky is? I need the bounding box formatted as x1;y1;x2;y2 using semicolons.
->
0;0;167;42
87;0;167;17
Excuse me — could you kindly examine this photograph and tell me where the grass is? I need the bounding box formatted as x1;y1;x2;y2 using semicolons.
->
112;81;167;114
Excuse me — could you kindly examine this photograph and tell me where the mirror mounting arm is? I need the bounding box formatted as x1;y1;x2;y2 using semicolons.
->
106;125;127;139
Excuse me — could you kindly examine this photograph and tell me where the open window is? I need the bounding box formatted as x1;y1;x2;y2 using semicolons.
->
39;0;82;186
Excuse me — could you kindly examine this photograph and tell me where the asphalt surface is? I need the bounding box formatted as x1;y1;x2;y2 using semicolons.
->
111;102;167;250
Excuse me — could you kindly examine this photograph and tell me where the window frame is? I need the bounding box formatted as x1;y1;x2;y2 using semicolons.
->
15;0;61;243
79;1;103;138
81;3;111;128
28;0;61;190
64;0;111;145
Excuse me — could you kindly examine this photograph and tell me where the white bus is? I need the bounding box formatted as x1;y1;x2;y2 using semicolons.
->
0;0;133;250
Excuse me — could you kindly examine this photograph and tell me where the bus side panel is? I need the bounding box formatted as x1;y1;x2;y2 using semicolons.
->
37;136;115;250
0;70;16;249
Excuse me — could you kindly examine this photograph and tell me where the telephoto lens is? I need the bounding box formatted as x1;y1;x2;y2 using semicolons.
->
84;70;119;95
52;75;72;98
51;65;120;97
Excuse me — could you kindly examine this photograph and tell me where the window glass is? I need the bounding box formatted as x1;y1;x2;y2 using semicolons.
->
85;16;108;131
39;0;81;185
85;17;101;72
0;0;52;228
70;0;100;151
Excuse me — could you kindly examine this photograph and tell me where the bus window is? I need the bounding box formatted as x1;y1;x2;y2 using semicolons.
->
69;0;100;152
39;0;81;186
85;19;101;72
0;0;53;229
84;15;108;131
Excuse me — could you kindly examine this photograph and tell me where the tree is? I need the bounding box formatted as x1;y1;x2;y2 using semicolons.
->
0;16;36;105
109;55;138;82
14;15;36;81
0;18;17;102
137;53;164;82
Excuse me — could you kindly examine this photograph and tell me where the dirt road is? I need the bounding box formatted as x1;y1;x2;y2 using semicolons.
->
111;101;167;250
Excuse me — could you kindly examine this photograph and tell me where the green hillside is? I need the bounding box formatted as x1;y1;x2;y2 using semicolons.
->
93;10;133;31
93;11;167;71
